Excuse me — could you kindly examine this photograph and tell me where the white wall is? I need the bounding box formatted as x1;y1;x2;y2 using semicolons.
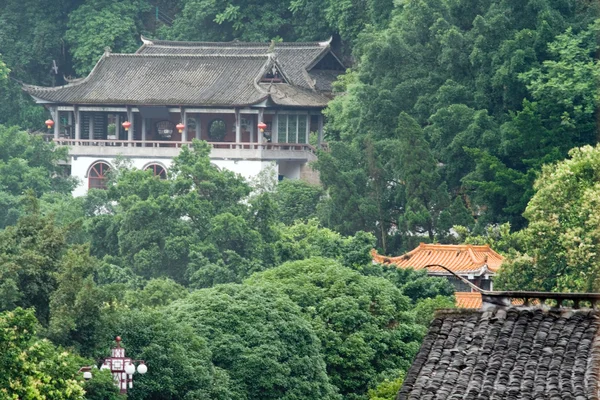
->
70;156;285;196
277;161;302;180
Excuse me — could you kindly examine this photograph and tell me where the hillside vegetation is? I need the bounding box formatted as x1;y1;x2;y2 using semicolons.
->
0;0;599;399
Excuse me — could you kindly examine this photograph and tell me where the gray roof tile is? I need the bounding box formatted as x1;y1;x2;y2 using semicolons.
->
25;53;272;106
398;308;600;400
24;48;332;107
137;37;343;90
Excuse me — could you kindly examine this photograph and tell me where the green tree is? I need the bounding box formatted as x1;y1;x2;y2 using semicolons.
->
367;373;404;400
274;179;324;225
66;0;150;75
0;56;8;81
124;277;189;309
246;258;425;399
82;369;124;400
95;309;234;400
0;197;69;323
496;145;600;292
321;0;600;238
396;112;452;243
0;125;74;198
48;246;105;352
168;284;339;400
0;308;86;400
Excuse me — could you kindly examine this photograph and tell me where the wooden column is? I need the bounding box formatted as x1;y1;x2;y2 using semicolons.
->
68;112;73;136
141;117;147;144
182;108;187;143
235;108;241;147
89;112;94;140
257;109;264;143
74;107;81;141
317;114;324;146
52;108;60;140
126;106;134;145
196;114;201;140
272;111;279;143
115;114;120;140
305;114;310;145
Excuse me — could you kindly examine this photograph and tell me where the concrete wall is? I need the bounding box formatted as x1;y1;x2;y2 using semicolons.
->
70;155;302;196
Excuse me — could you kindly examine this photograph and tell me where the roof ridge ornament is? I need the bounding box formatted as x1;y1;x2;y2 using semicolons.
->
140;35;154;45
104;47;112;57
318;37;333;47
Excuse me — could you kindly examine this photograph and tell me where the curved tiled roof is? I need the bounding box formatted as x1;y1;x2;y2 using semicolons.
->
24;50;331;107
137;37;344;91
24;53;274;106
398;308;600;399
372;243;504;275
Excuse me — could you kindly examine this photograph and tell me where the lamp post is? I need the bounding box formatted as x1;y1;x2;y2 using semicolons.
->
99;336;148;394
78;366;93;381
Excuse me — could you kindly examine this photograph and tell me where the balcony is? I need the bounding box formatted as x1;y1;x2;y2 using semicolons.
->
52;138;319;162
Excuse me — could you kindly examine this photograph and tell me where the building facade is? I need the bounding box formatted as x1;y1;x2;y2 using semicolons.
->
24;37;344;195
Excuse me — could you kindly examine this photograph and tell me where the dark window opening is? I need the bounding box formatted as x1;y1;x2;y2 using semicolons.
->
208;119;227;141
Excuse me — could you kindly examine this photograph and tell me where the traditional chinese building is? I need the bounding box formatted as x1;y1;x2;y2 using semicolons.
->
372;243;504;308
23;37;344;195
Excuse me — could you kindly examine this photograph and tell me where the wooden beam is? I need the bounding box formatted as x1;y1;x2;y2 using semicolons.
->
305;114;310;145
182;108;187;143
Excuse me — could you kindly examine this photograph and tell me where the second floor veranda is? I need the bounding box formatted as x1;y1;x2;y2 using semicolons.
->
47;106;324;160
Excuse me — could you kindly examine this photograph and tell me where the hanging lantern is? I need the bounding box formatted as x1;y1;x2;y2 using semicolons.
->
45;119;55;129
176;123;185;133
258;122;267;132
122;121;131;131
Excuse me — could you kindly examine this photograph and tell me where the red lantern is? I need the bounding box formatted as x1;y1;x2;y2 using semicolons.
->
122;121;131;131
45;119;55;129
258;122;267;132
176;123;185;133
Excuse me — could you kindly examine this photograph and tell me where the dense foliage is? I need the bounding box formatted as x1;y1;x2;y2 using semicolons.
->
0;308;86;400
319;0;600;252
246;258;427;399
1;0;599;398
0;131;452;399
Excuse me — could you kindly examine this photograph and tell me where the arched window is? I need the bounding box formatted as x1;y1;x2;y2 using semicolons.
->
89;162;111;189
144;164;167;179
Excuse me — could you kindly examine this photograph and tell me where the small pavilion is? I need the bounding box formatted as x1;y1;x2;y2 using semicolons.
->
372;243;504;309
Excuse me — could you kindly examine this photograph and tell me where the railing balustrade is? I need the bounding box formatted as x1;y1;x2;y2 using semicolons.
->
52;138;320;155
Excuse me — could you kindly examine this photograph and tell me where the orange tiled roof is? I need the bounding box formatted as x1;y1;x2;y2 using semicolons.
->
454;292;539;309
455;292;482;309
371;243;504;275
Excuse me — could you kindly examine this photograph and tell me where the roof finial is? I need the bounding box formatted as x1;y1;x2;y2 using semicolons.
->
268;40;276;53
104;46;112;57
140;35;154;45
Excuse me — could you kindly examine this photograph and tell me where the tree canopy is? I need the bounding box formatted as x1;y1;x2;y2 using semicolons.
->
0;0;599;397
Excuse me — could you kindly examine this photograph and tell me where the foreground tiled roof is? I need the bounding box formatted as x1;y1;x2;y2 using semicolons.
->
398;308;600;399
23;52;330;107
137;37;344;91
372;243;504;275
